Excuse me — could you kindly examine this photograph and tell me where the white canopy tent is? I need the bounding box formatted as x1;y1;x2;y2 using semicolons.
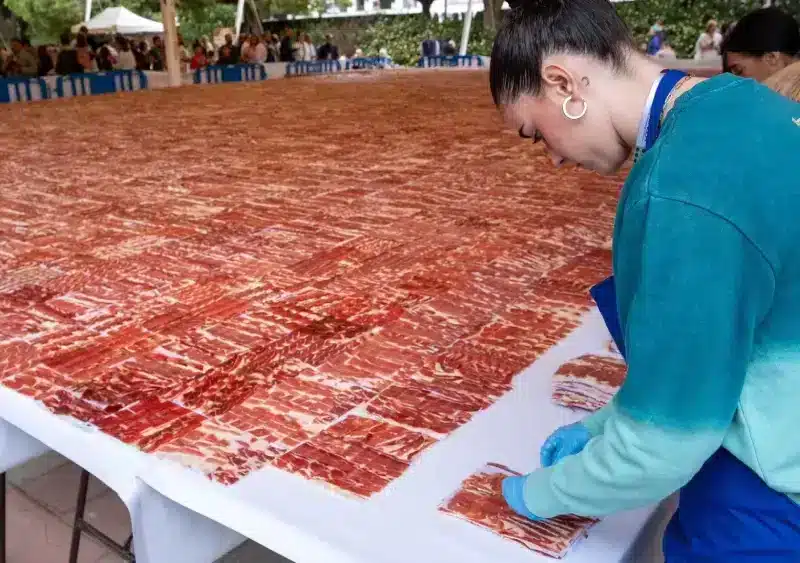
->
73;6;164;35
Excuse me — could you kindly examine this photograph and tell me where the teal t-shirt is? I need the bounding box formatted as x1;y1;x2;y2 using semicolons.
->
521;74;800;517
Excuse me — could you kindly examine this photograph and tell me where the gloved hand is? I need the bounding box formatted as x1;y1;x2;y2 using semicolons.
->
502;475;543;521
540;422;592;468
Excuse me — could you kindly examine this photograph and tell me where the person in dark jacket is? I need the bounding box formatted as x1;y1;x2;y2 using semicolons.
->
56;33;83;75
37;45;53;76
279;28;295;62
317;34;339;60
218;34;239;65
134;41;150;70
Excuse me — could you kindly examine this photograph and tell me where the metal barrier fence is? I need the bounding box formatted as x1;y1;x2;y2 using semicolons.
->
56;70;148;99
345;57;393;70
0;71;148;103
286;60;343;76
417;55;485;68
193;64;268;85
0;77;49;103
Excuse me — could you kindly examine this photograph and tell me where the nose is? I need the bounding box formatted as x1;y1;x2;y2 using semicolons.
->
549;151;565;168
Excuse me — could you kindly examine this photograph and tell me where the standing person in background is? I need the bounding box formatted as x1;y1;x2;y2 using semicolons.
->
694;19;720;60
6;38;38;76
491;0;800;561
177;34;191;73
317;34;339;60
96;45;114;71
721;7;800;82
266;34;280;63
246;35;267;63
56;33;82;75
190;43;208;69
134;41;150;71
36;45;53;76
115;36;136;70
75;34;95;72
218;34;239;64
218;44;235;65
240;34;252;62
280;28;295;62
297;33;316;61
149;36;164;71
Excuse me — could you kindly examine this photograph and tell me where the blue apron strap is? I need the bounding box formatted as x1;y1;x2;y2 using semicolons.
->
590;276;626;360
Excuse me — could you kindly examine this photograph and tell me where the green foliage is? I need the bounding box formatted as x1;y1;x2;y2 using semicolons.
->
93;0;161;18
6;0;79;43
614;0;762;57
176;0;235;40
358;14;493;65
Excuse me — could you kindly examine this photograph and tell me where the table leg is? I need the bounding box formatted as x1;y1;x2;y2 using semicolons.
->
1;472;6;563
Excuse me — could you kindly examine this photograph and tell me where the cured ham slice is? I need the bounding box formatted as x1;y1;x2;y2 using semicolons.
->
440;465;598;559
551;354;627;412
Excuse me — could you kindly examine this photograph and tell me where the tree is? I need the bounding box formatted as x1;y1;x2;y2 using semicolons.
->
5;0;79;42
482;0;503;32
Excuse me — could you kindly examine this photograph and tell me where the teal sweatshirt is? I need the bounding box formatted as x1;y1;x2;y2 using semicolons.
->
522;74;800;518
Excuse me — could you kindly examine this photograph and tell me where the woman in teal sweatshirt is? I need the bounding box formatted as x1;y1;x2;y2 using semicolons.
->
490;0;800;560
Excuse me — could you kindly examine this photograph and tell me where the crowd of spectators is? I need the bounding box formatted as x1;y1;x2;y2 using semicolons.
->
0;27;346;78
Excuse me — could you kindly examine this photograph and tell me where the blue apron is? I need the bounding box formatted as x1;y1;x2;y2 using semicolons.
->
590;70;800;561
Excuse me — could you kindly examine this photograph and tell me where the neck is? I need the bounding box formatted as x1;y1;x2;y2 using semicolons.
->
607;55;665;148
608;54;706;148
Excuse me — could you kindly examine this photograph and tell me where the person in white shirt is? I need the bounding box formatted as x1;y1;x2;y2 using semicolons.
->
115;36;136;70
298;33;316;61
245;35;267;63
694;19;720;60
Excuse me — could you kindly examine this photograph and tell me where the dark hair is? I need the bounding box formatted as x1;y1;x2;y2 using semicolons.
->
490;0;634;105
721;8;800;58
75;34;88;49
60;32;71;46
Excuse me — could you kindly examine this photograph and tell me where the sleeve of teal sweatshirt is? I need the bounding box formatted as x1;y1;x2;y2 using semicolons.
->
581;402;613;437
520;195;775;518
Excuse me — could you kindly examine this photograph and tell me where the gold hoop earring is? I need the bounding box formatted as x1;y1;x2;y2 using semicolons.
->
562;96;588;120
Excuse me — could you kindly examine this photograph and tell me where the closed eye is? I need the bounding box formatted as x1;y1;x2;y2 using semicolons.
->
518;126;543;144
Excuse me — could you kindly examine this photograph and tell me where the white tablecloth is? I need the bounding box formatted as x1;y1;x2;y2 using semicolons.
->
0;309;660;563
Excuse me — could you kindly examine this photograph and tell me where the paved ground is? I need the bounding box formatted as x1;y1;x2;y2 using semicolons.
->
4;451;289;562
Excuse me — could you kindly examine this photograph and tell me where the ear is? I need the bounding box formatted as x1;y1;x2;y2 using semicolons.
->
541;63;579;99
763;51;782;69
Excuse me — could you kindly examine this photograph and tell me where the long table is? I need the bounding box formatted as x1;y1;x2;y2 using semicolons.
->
0;309;662;563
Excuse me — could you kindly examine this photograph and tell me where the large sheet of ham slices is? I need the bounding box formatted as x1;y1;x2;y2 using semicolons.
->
0;70;626;547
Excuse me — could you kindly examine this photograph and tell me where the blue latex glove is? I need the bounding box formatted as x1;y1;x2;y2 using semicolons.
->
540;422;592;468
502;475;543;521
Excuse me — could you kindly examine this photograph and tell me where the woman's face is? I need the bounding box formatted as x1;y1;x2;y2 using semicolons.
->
726;51;794;82
501;66;629;175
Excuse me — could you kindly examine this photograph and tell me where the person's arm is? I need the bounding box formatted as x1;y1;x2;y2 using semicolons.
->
517;195;774;518
580;401;614;437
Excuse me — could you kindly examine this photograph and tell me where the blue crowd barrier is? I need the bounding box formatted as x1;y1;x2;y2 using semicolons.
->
0;77;49;103
417;55;485;68
286;60;342;76
194;64;268;85
345;57;393;71
55;70;148;99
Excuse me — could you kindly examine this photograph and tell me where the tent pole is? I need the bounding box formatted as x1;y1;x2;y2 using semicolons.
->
84;0;92;22
235;0;246;42
458;0;472;56
160;0;181;87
